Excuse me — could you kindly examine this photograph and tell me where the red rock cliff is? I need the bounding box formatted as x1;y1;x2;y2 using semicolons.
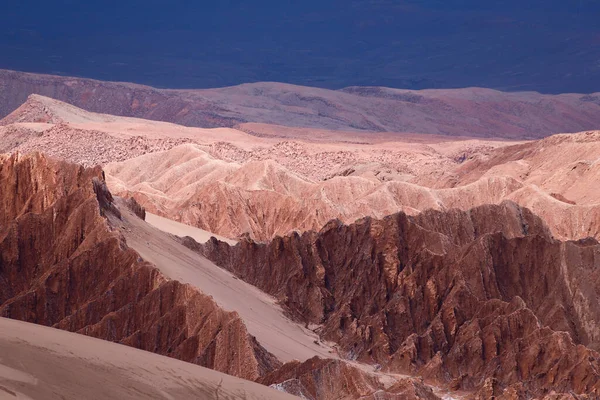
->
192;201;600;397
0;152;279;381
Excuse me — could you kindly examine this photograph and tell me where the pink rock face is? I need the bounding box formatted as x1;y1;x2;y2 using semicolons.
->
0;152;280;381
193;201;600;397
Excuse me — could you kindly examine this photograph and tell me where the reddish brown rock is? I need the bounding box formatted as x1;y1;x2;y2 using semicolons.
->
260;357;441;400
193;201;600;397
0;152;279;381
123;195;146;220
0;151;446;399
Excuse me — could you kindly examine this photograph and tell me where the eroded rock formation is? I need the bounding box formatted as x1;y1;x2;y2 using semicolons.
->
0;152;279;381
260;357;441;400
0;151;444;399
5;151;600;398
192;201;600;397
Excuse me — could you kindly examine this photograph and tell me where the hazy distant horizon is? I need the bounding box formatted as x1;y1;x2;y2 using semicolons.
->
2;1;599;93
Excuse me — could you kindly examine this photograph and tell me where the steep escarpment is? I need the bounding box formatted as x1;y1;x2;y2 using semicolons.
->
192;202;600;397
0;152;279;381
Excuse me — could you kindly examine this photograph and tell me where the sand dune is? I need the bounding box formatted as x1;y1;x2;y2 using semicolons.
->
0;317;296;400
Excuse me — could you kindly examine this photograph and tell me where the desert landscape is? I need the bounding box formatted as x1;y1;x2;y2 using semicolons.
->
2;68;600;399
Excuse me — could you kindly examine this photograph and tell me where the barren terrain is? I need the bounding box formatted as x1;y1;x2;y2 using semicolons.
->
0;152;444;399
4;95;600;243
0;317;297;400
2;82;600;399
3;69;600;138
106;130;600;242
111;197;334;363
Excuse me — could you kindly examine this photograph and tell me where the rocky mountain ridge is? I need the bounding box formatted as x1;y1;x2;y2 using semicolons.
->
0;152;280;381
190;201;600;398
0;151;448;399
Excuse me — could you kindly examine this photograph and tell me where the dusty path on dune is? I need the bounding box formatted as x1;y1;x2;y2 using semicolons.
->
0;317;296;400
112;199;335;363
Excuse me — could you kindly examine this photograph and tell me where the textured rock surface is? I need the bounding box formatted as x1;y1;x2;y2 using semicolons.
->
0;121;193;167
436;131;600;241
104;144;524;241
104;128;600;242
192;201;600;397
260;357;441;400
0;152;279;381
0;151;449;399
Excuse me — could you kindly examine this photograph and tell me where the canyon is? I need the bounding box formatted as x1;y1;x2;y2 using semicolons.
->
193;202;600;398
2;72;600;399
0;152;444;399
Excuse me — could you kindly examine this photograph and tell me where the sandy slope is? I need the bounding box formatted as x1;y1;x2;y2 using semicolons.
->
0;317;296;400
146;212;237;245
111;198;335;363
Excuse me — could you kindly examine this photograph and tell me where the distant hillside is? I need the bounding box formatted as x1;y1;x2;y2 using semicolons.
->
1;69;600;138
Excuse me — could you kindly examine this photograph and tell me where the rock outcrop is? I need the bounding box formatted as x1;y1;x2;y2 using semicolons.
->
0;152;279;381
191;201;600;397
104;144;529;241
261;357;441;400
106;131;600;242
0;151;445;399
